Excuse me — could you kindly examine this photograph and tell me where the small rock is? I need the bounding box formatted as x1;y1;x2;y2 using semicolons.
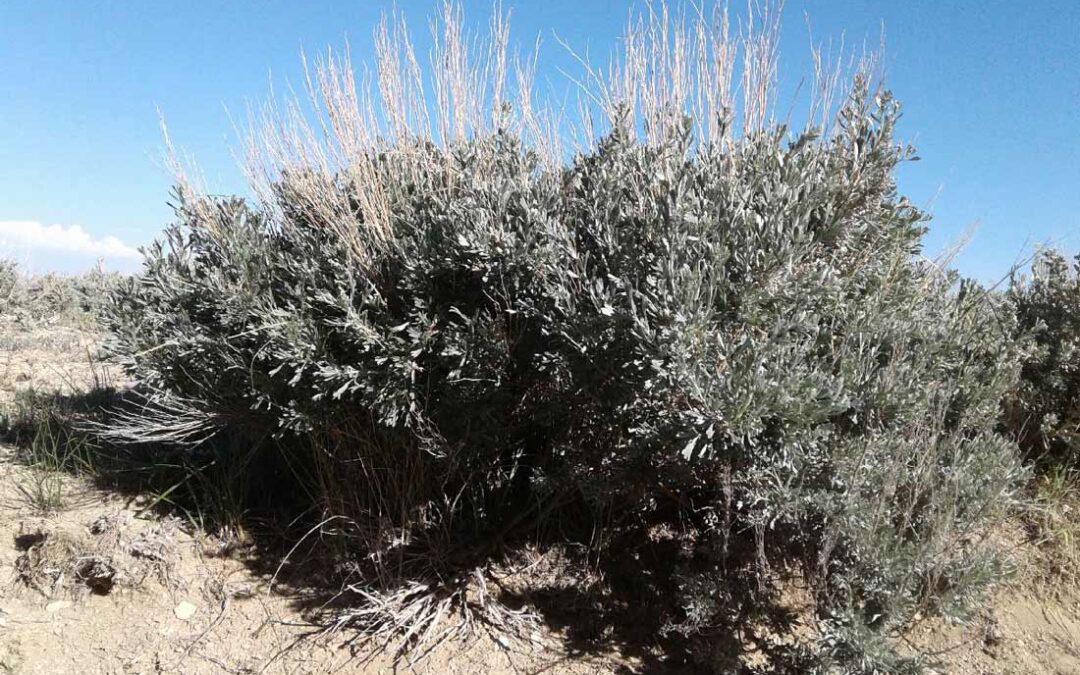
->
174;600;197;621
45;600;72;613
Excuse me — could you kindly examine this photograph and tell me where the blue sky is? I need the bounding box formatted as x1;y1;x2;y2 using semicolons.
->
1;1;1077;280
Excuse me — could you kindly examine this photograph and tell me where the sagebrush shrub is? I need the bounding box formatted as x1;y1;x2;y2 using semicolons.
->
1008;250;1080;469
100;4;1025;672
541;90;1024;671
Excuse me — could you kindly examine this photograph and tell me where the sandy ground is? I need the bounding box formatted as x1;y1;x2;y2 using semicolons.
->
904;531;1080;675
0;323;114;411
1;323;1079;674
3;464;1080;675
0;452;630;675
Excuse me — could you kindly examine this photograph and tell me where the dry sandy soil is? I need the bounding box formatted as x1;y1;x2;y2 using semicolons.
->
0;453;630;675
0;323;107;411
1;323;1079;674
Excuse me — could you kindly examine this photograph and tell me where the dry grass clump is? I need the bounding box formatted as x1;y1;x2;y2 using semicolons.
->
13;513;178;598
1024;467;1080;586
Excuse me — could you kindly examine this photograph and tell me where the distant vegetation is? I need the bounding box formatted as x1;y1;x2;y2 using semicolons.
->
1010;250;1080;471
3;3;1079;673
0;258;123;327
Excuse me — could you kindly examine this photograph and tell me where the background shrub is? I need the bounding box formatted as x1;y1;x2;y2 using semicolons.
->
1009;250;1080;469
0;259;124;326
98;4;1026;672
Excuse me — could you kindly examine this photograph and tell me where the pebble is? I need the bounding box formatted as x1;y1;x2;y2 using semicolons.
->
174;600;197;621
45;600;72;613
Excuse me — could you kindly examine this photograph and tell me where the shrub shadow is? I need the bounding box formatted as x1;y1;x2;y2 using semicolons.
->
3;387;818;674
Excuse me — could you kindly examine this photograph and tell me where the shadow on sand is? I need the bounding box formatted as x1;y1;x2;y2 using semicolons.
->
3;387;819;675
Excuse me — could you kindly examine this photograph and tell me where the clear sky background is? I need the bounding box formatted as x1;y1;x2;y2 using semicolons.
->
1;1;1077;280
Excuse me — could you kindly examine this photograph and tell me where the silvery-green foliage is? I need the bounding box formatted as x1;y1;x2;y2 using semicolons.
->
1009;250;1080;467
0;259;17;305
544;87;1024;672
0;258;124;325
102;86;1023;672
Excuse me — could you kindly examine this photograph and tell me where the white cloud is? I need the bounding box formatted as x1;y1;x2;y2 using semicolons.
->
0;220;140;258
0;220;142;272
